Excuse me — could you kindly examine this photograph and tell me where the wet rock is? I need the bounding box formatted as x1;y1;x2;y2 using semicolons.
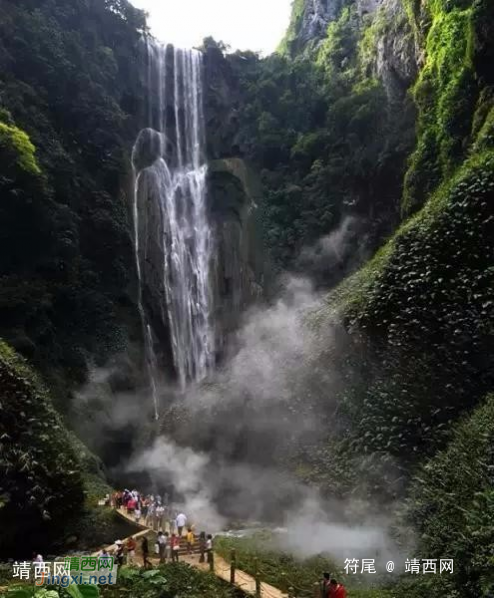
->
208;158;270;360
131;127;164;172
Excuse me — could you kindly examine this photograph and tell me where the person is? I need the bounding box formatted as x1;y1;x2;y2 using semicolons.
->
176;512;187;537
157;530;167;564
32;553;43;564
198;532;206;563
134;504;142;523
127;496;136;514
141;536;152;569
142;499;149;522
321;572;332;598
328;579;347;598
114;540;125;566
186;528;194;555
147;501;155;527
127;537;137;565
156;504;165;531
206;534;213;566
171;533;180;562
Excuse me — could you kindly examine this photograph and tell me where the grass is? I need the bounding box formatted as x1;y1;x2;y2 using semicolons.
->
215;533;396;598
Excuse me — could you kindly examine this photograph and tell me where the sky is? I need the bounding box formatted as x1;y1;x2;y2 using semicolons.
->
129;0;294;55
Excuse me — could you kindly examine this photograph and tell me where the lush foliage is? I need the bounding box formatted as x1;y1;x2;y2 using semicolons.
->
403;0;494;214
0;341;84;557
392;394;494;597
102;563;235;598
0;563;235;598
278;0;308;56
226;3;414;283
0;0;146;403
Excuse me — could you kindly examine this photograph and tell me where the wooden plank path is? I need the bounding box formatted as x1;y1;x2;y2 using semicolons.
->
101;507;287;598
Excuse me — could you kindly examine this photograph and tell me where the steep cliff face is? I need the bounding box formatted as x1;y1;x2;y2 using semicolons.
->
280;0;344;55
208;158;269;358
282;0;418;102
372;0;419;102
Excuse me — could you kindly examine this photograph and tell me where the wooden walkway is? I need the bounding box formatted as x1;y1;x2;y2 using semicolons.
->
102;507;286;598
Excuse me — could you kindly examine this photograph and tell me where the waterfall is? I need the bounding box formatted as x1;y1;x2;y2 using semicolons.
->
132;39;215;404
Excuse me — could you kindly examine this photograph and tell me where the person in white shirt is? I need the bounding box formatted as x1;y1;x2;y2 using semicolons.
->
175;512;187;537
206;534;213;565
155;505;165;531
157;530;167;563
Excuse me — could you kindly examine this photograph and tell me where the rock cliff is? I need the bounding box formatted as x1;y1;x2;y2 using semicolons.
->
208;158;269;359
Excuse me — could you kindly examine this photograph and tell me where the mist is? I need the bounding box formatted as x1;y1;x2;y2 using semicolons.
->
75;216;408;564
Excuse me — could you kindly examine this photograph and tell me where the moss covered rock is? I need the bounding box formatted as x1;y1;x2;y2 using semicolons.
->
402;0;494;215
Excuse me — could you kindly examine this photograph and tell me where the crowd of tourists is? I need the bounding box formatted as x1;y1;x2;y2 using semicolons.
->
107;489;214;569
111;489;184;531
107;490;344;595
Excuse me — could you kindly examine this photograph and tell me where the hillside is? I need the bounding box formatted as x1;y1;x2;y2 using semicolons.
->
0;0;146;406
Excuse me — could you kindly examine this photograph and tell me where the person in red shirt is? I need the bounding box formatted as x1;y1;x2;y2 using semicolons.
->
328;579;347;598
127;497;136;513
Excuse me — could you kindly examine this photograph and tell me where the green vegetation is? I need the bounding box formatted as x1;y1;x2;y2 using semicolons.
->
102;564;235;598
227;2;414;280
398;393;494;597
0;340;128;558
0;563;236;598
274;2;494;594
402;0;494;214
0;0;146;405
278;0;308;56
305;149;494;501
0;341;83;557
1;1;493;596
215;534;394;598
0;121;41;176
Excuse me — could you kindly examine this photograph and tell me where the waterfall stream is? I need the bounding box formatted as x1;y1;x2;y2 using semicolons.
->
133;39;215;413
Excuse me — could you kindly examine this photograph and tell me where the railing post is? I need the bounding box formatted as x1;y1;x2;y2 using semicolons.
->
280;572;287;593
209;550;215;572
288;587;294;598
254;557;261;598
314;582;320;598
230;549;236;584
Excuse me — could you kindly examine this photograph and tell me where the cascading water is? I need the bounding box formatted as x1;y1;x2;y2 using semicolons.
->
132;39;215;405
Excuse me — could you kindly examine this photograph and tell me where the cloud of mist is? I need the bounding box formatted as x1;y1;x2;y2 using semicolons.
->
127;436;226;532
297;216;369;288
70;350;162;466
75;216;408;564
280;496;406;565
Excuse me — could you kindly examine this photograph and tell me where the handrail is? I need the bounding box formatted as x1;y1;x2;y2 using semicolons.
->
104;507;288;598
